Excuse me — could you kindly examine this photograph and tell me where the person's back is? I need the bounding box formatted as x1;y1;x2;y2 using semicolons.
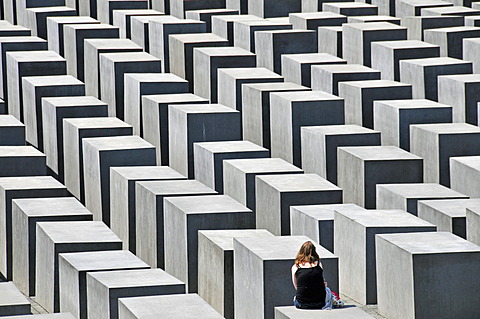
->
295;262;326;306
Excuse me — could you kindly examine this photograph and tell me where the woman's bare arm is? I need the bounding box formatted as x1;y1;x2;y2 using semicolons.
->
291;264;298;290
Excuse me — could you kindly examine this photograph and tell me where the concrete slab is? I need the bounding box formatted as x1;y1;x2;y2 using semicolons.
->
233;20;292;53
0;282;31;316
318;26;343;58
0;115;25;146
97;0;148;24
211;14;259;46
290;12;347;33
0;146;46;177
275;306;374;318
466;204;480;245
395;0;453;18
112;9;164;38
26;7;77;40
186;9;239;32
401;15;463;41
424;26;480;59
248;0;301;18
170;0;227;18
323;2;379;16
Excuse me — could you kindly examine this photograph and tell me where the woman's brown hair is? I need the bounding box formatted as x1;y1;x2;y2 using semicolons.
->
295;241;320;267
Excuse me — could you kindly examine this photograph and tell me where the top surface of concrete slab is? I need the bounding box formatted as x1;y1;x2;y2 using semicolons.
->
213;14;259;22
313;64;378;73
144;93;208;104
100;52;159;62
199;229;273;250
339;146;422;160
272;90;342;102
88;268;183;288
291;203;362;220
170;33;227;43
373;40;439;49
439;74;480;82
7;51;64;62
412;123;480;134
59;250;149;271
0;115;24;126
110;166;184;179
325;2;377;8
13;197;90;217
282;53;346;64
37;221;121;243
336;208;435;227
377;183;467;198
42;96;106;107
303;124;379;135
223;158;302;173
375;99;450;109
290;12;346;19
47;16;98;23
275;306;373;318
0;146;44;157
426;26;480;33
256;174;341;192
243;82;308;91
23;75;82;86
64;117;132;129
344;22;406;30
137;180;215;195
169;103;238;114
377;231;480;253
402;57;469;66
84;38;142;50
6;314;75;318
419;198;480;217
82;136;153;150
340;80;410;88
165;195;251;214
0;36;45;43
0;282;30;306
194;46;255;56
218;67;282;79
194;140;267;152
0;176;65;190
66;23;117;31
125;73;186;82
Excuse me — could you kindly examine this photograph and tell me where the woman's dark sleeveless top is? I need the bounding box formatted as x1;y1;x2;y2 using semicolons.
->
295;264;326;304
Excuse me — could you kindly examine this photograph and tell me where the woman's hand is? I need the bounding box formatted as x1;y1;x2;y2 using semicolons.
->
324;281;328;287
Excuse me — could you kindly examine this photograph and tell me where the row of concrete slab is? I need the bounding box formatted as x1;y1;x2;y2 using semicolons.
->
0;0;480;319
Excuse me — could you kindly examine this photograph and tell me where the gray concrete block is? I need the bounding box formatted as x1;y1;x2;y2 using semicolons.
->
35;221;122;313
118;294;224;318
275;306;374;319
438;74;480;125
149;17;206;72
42;96;108;182
376;183;468;216
256;29;317;74
198;229;274;319
318;26;343;58
0;23;30;37
233;20;292;53
418;198;480;239
395;0;453;18
59;250;149;319
256;174;342;235
47;16;99;57
323;2;379;16
130;15;158;52
4;314;75;319
169;33;229;91
136;179;215;268
211;14;259;46
26;7;77;40
343;22;407;67
281;53;346;87
347;15;401;24
100;52;161;119
164;195;254;292
234;235;338;319
124;73;189;135
6;50;66;122
0;146;45;177
110;166;185;253
0;176;70;281
373;99;452;151
64;24;119;82
87;268;183;319
242;82;310;149
464;38;480;74
401;15;463;41
84;39;142;99
302;0;351;12
112;9;163;39
339;80;412;129
0;282;30;316
424;26;480;59
226;0;248;14
193;47;256;102
97;0;148;24
421;5;480;16
465;15;480;27
194;141;269;193
290;203;361;253
0;36;47;102
0;115;25;146
170;0;227;18
450;156;480;199
335;208;436;304
400;57;472;101
63;118;133;203
142;93;209;165
338;146;423;208
270;91;344;166
410;123;480;186
311;64;381;95
218;67;283;112
77;0;99;18
376;232;480;319
22;75;85;151
301;125;381;183
371;40;440;81
168;104;241;178
223;158;303;211
11;197;93;296
248;0;301;18
466;204;480;245
186;9;239;32
83;136;156;226
290;12;347;33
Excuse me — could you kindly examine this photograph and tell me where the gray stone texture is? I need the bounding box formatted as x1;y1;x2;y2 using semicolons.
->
12;197;93;296
466;205;480;245
401;15;463;41
410;123;480;186
371;40;440;82
450;156;480;199
130;15;158;52
168;103;241;178
0;176;70;281
164;195;254;292
186;9;239;32
338;146;423;208
233;20;292;53
334;208;436;304
275;306;374;319
318;26;342;58
347;15;401;24
424;26;480;59
421;5;480;16
242;82;310;149
373;99;452;151
63;118;133;203
0;115;25;146
193;47;256;103
270;90;345;166
142;93;209;165
256;174;343;236
194;140;270;192
0;146;46;177
376;232;480;319
400;57;472;101
248;0;301;18
290;12;347;33
109;166;185;253
87;268;184;319
395;0;453;18
135;179;215;268
290;203;362;253
301;125;381;184
198;229;274;318
0;282;31;316
26;7;77;40
59;250;150;319
464;38;480;73
211;14;259;46
322;2;379;16
112;9;164;39
82;136;156;226
97;0;148;24
234;235;338;319
35;221;122;313
170;0;227;18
